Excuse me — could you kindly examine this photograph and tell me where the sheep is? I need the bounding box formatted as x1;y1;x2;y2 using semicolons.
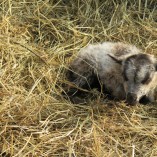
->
65;42;157;105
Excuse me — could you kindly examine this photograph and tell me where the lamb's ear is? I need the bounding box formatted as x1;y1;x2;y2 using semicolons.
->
108;54;122;65
155;63;157;71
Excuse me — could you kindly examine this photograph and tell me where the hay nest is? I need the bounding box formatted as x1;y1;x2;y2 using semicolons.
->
0;0;157;156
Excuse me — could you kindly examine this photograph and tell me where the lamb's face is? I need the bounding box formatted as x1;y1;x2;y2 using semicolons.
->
123;54;157;105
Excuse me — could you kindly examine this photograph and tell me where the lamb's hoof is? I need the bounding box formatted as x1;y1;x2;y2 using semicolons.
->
139;95;151;105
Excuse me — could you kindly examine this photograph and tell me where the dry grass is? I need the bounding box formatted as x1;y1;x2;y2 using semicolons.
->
0;0;157;156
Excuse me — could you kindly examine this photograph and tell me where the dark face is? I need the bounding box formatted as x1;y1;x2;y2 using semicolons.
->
123;54;157;105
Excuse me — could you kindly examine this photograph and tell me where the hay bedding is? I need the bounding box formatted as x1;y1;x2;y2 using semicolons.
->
0;0;157;156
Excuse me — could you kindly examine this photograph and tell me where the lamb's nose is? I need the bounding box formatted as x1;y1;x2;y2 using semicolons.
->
126;92;137;105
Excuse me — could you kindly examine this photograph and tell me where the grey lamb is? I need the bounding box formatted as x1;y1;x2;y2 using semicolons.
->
65;42;157;105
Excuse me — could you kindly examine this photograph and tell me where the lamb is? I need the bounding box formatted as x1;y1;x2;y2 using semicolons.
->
65;42;157;105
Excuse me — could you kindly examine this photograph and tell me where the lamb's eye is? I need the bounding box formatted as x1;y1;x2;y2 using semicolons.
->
141;73;151;84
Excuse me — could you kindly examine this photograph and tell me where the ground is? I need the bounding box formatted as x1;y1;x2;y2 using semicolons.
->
0;0;157;157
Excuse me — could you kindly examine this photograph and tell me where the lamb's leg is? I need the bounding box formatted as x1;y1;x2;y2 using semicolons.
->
64;58;97;103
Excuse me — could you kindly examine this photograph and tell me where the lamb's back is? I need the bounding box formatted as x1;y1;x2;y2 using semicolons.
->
78;42;141;73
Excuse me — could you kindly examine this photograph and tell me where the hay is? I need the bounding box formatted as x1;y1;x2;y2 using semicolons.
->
0;0;157;156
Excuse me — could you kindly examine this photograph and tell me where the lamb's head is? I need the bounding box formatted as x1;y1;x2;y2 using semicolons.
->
109;53;157;105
